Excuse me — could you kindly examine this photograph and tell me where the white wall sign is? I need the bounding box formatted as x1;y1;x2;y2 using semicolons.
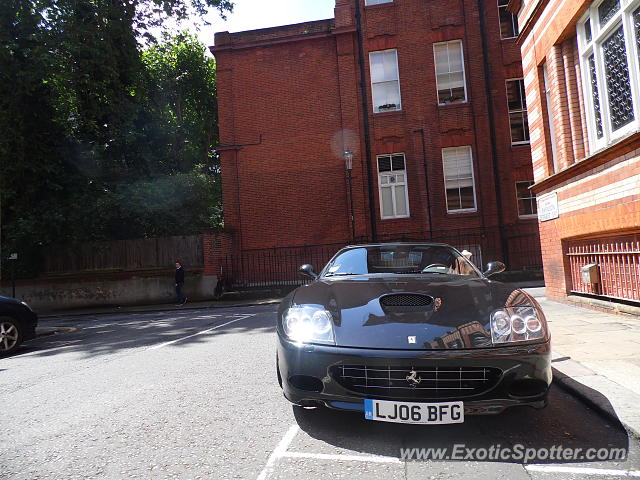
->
538;192;559;222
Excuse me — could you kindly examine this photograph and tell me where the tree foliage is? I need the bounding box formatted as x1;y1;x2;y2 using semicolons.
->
0;0;231;276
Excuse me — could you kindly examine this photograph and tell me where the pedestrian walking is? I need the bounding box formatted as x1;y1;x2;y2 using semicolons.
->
175;261;187;306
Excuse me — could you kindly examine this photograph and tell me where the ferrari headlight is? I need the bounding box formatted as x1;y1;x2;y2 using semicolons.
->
490;306;547;344
283;305;335;344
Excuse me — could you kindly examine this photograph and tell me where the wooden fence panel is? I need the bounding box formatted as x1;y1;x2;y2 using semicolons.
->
43;235;204;274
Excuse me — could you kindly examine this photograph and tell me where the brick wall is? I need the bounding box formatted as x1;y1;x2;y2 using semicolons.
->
516;0;640;304
212;0;539;272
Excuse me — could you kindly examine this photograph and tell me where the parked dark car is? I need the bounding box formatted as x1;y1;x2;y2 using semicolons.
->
0;296;38;355
276;243;551;424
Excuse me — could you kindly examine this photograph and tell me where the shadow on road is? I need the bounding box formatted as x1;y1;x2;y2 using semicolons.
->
292;385;630;464
7;305;277;360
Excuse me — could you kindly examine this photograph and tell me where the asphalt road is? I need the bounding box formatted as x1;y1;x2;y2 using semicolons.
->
2;305;639;480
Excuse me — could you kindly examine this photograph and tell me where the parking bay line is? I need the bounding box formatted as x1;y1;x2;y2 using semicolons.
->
147;314;256;350
258;429;640;478
256;423;405;480
26;314;250;355
256;424;300;480
282;451;401;464
275;457;640;475
80;315;223;329
525;466;640;477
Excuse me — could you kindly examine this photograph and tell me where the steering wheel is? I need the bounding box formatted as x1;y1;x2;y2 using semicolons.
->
422;263;448;272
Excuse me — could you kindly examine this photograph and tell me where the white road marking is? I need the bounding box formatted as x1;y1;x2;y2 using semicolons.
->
525;466;640;477
14;344;79;357
256;424;300;480
147;314;255;350
282;451;401;464
79;314;223;329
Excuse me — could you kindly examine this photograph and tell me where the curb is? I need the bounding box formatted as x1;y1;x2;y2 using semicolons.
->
38;299;283;319
552;368;640;439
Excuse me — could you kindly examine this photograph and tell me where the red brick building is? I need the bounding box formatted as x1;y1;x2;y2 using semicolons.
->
209;0;543;285
512;0;640;308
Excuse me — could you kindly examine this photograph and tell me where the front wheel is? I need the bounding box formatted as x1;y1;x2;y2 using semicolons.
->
0;317;23;356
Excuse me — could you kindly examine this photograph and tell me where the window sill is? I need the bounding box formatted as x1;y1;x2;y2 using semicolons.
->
511;141;531;147
518;214;538;220
364;2;396;10
373;109;404;117
380;215;410;221
592;124;640;156
438;101;469;108
531;130;640;194
446;209;477;215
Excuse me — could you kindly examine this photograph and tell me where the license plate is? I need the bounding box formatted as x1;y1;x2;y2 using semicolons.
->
364;399;464;425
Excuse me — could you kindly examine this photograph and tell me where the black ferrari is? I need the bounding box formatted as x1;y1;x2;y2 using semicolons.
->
276;243;551;424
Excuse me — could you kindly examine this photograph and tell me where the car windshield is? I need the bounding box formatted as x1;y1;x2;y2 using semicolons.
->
322;245;480;277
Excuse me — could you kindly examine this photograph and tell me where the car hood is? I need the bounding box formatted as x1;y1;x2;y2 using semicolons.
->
290;275;529;350
0;295;21;305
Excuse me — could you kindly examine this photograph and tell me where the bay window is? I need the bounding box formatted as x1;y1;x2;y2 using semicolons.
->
578;0;640;151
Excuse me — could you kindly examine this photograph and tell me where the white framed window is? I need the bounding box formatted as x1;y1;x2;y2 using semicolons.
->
433;40;467;105
365;0;393;5
369;50;402;113
377;153;409;219
442;146;477;213
506;78;530;144
516;181;538;217
577;0;640;152
498;0;519;39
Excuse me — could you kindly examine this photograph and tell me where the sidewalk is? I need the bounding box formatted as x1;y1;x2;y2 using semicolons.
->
525;287;640;438
38;296;283;319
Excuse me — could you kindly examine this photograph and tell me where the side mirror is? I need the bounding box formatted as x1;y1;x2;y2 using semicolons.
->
299;264;318;280
483;261;506;278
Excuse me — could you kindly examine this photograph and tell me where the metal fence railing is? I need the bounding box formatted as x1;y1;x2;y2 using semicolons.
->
567;232;640;302
221;243;345;290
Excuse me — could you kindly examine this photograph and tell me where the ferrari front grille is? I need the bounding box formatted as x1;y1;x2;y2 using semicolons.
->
380;294;433;307
331;365;502;400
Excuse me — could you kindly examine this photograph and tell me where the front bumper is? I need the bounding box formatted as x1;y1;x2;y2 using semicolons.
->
277;335;551;415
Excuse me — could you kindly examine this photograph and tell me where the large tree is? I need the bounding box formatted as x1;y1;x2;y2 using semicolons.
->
0;0;231;276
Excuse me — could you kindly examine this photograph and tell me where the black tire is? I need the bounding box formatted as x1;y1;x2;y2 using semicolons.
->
0;316;23;356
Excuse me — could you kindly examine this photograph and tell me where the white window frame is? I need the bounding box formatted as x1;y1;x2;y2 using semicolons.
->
577;0;640;153
369;49;402;114
497;0;519;39
377;153;410;219
433;40;468;106
516;181;538;218
505;78;531;145
365;0;393;5
442;146;478;214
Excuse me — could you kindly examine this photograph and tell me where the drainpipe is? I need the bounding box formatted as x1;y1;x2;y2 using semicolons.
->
413;128;433;237
354;0;378;241
477;0;510;266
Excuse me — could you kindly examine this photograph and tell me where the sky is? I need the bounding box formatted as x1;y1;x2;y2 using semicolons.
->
181;0;336;51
